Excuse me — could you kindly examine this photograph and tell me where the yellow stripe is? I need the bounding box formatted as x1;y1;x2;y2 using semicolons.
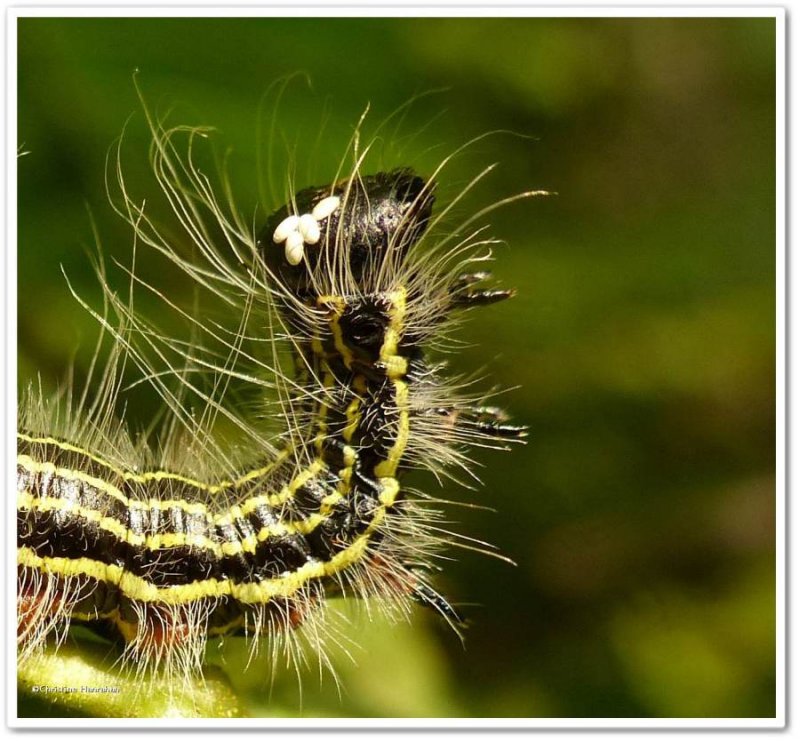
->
312;370;334;455
112;614;251;642
377;476;400;507
374;381;410;479
18;453;325;520
71;608;118;622
17;433;131;477
215;459;325;524
17;433;292;493
113;616;139;644
18;491;131;543
305;363;357;516
318;295;355;370
19;482;345;556
18;490;228;553
379;287;408;380
343;395;362;442
20;454;343;555
142;498;209;516
330;314;354;369
311;337;326;357
18;475;399;605
17;454;130;507
373;289;411;478
207;615;246;637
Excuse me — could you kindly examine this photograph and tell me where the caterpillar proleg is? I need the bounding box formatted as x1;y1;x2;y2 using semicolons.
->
17;93;535;717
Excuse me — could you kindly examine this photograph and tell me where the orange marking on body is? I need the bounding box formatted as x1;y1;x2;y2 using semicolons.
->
114;604;194;652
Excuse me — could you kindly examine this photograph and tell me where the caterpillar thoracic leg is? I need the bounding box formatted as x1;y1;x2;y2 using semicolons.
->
451;271;517;307
17;111;528;704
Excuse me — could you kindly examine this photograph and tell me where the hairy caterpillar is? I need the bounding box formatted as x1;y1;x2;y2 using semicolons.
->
17;96;534;716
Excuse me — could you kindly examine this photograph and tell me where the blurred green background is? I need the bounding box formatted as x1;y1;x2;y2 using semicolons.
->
17;17;777;718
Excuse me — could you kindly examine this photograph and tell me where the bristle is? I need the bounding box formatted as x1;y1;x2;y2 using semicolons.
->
17;94;532;710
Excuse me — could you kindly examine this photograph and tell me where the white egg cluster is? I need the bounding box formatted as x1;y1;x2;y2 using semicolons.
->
272;195;341;266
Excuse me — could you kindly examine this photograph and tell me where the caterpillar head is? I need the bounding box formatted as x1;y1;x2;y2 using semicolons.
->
259;168;435;301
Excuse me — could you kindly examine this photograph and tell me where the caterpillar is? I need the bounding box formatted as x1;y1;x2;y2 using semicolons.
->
17;96;534;716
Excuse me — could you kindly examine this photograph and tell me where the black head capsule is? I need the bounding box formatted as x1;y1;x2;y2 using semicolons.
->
258;169;435;298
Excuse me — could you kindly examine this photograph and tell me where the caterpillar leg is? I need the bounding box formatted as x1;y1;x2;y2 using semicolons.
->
17;575;66;661
109;600;219;684
349;549;465;629
410;581;465;628
451;271;515;307
17;569;90;665
434;404;528;440
462;405;528;439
